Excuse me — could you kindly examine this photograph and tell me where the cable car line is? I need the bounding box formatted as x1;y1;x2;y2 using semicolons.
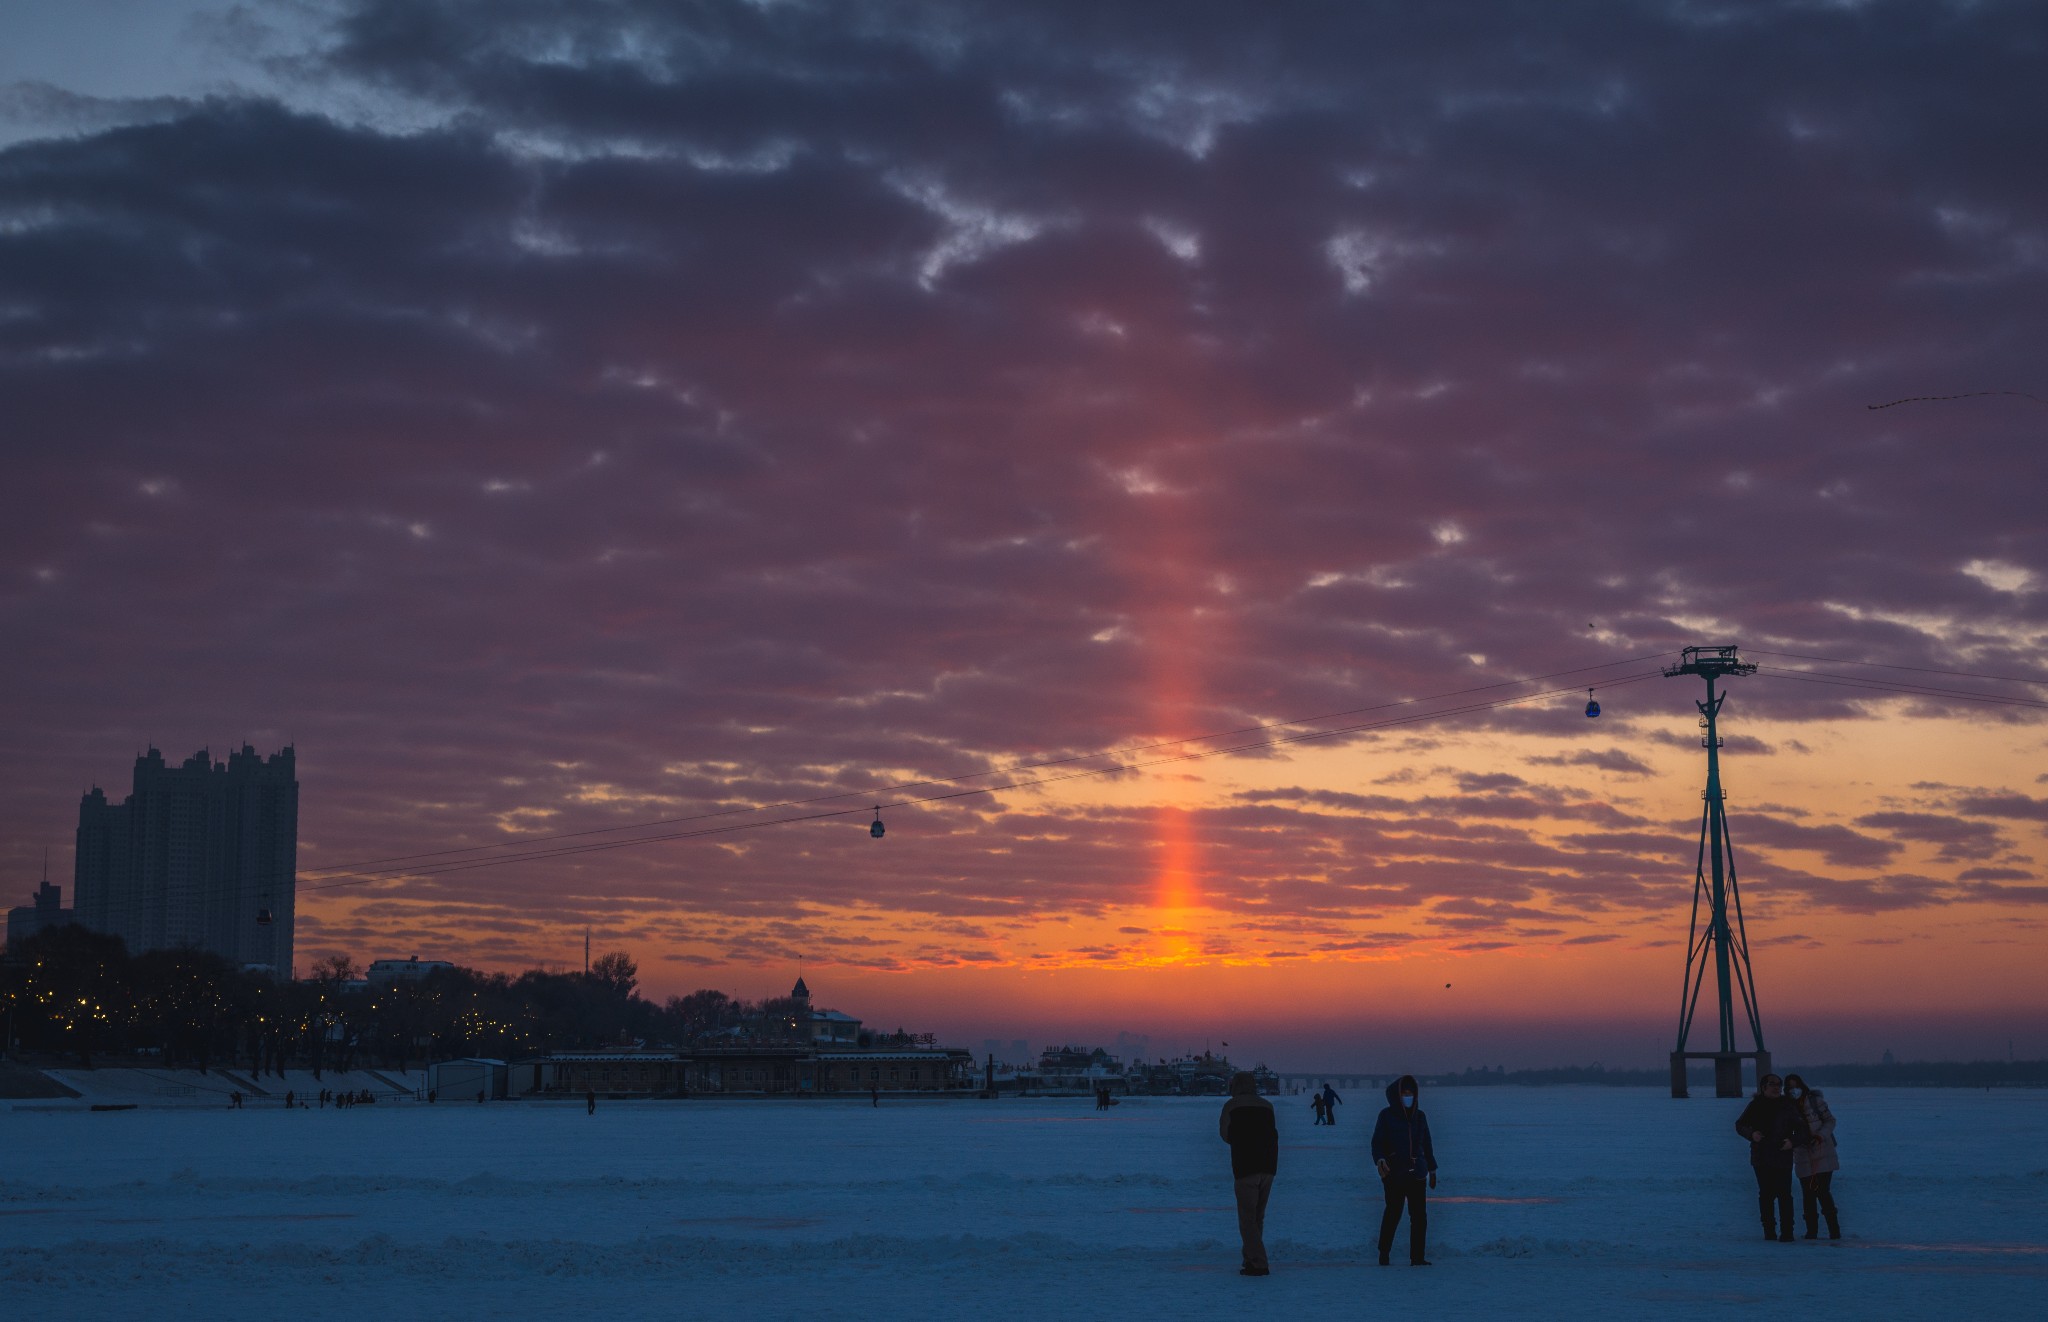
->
298;670;1666;892
295;669;1669;897
1756;667;2048;711
1866;390;2047;410
298;652;1671;879
286;647;2046;903
1746;650;2048;690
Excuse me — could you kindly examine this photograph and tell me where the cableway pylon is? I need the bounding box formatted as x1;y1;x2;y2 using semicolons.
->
1666;645;1770;1099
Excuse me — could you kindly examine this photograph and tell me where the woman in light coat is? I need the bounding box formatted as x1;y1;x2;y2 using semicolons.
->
1784;1073;1841;1239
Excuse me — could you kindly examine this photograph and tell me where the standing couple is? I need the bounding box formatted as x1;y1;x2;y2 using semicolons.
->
1734;1072;1843;1241
1219;1072;1440;1276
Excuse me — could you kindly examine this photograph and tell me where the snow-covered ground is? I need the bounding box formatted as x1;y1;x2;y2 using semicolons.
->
2;1087;2042;1319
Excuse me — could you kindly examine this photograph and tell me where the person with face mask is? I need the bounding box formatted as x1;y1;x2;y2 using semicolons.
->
1370;1075;1438;1266
1733;1072;1810;1242
1784;1074;1841;1239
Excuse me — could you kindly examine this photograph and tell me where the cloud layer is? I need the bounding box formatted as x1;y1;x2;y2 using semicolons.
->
2;1;2044;1012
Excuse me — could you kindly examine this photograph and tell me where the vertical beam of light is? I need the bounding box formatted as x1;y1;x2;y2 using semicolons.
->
1123;415;1231;960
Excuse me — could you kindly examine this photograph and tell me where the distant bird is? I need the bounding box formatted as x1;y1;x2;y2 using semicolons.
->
1444;983;1452;988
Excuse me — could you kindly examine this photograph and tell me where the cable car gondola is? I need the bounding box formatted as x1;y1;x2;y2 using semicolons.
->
869;807;885;839
1584;688;1601;719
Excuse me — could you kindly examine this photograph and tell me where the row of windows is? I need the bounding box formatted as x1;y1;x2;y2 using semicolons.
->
837;1066;923;1082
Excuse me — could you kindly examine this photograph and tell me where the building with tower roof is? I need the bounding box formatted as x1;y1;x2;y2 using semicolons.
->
787;975;861;1044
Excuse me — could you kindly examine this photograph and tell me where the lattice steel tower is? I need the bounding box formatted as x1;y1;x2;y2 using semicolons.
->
1666;646;1770;1098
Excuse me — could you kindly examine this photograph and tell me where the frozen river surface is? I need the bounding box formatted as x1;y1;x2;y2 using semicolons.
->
3;1087;2044;1319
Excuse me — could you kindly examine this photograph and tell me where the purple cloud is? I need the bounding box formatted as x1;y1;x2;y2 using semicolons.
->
1;0;2044;987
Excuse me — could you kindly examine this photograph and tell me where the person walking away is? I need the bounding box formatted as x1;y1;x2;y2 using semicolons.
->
587;1088;597;1116
1785;1074;1841;1239
871;1084;880;1108
285;1090;295;1110
1309;1092;1326;1126
1219;1071;1278;1276
1371;1075;1438;1266
1320;1082;1343;1125
1734;1072;1808;1242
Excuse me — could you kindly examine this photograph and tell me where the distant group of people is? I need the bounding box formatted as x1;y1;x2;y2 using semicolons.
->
1218;1067;1841;1277
1734;1073;1844;1241
224;1086;383;1109
1093;1084;1120;1110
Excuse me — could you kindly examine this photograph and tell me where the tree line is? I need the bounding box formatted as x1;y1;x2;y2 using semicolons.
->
0;924;843;1075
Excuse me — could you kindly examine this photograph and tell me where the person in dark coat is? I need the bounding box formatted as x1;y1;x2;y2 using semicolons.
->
1734;1072;1809;1241
1309;1092;1327;1125
1319;1082;1343;1124
1370;1075;1438;1266
1785;1074;1841;1239
586;1088;597;1116
1219;1071;1278;1276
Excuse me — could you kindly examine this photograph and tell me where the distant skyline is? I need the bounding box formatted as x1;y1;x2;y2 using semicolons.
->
3;1;2044;1070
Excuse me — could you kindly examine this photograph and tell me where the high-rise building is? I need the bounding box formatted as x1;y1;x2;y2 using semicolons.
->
73;745;298;973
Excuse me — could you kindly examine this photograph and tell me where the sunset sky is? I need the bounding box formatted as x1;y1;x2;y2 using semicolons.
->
3;0;2044;1071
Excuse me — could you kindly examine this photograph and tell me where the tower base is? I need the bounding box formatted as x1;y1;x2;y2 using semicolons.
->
1670;1049;1772;1099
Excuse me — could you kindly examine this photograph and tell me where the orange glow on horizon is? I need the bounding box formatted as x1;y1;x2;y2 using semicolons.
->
298;685;2048;1057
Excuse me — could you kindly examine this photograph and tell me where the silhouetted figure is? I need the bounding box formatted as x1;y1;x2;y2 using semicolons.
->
1309;1093;1327;1126
1785;1074;1841;1239
477;1089;485;1104
1371;1075;1437;1266
1219;1071;1277;1276
285;1090;295;1109
587;1089;597;1116
228;1090;242;1110
870;1084;880;1108
428;1089;437;1104
1319;1082;1342;1124
1735;1072;1809;1241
